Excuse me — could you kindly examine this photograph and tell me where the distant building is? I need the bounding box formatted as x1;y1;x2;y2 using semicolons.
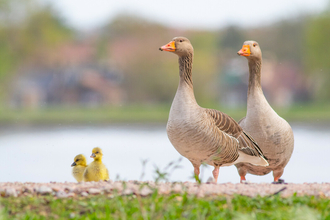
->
10;64;125;108
219;57;309;107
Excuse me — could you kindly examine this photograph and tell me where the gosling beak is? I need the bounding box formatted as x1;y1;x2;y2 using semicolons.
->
90;153;96;158
71;162;76;167
159;41;176;52
237;45;251;56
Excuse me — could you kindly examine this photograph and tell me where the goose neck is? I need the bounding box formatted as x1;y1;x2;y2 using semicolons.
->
248;58;262;95
94;158;102;162
179;53;193;87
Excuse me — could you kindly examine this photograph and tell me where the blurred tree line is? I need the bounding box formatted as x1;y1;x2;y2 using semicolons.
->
1;0;330;107
304;4;330;101
0;0;73;106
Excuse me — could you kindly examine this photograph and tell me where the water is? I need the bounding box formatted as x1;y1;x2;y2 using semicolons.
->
0;124;329;183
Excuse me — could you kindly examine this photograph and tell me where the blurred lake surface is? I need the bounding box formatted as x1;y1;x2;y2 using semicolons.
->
0;124;329;183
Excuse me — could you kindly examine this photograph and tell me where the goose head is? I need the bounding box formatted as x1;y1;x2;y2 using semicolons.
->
159;37;193;57
71;154;87;167
91;147;103;160
237;40;262;60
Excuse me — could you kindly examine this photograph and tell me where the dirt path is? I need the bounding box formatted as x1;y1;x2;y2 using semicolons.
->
1;181;330;198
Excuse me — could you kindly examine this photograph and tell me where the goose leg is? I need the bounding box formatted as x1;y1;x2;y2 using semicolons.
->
193;165;200;182
272;169;285;184
212;166;220;183
237;166;247;183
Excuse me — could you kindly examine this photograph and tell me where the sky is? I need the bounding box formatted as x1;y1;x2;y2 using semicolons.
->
44;0;329;30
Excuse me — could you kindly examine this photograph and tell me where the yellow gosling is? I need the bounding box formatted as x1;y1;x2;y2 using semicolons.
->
83;147;109;182
71;154;87;182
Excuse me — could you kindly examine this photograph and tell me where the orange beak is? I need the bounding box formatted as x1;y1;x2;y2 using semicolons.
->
237;45;251;56
159;41;176;52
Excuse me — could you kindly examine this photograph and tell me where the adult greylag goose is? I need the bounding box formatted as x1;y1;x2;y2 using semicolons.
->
159;37;268;183
236;41;294;183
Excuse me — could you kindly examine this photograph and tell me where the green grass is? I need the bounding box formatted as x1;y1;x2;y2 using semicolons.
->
1;193;330;219
0;105;171;125
1;103;330;125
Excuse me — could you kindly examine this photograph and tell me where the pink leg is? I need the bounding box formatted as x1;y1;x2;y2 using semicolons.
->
237;166;247;183
273;169;284;183
191;164;200;182
212;167;220;183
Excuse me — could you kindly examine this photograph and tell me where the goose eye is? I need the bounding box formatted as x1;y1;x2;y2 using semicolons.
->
179;39;183;42
253;44;257;47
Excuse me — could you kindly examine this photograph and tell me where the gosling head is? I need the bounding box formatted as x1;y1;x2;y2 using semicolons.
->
237;40;262;61
159;37;193;57
90;147;103;160
71;154;87;167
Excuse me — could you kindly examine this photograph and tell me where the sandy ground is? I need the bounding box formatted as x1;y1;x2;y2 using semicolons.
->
1;181;330;198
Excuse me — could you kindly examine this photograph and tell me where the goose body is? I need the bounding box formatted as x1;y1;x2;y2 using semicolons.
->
83;147;109;182
236;41;294;183
71;154;87;182
160;37;268;182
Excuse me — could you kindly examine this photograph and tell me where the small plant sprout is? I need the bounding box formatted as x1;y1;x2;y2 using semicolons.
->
153;157;183;183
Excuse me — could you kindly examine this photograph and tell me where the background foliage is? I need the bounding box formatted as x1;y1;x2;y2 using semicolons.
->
0;0;330;111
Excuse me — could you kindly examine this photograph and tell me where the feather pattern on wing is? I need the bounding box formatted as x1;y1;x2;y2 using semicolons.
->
205;108;266;159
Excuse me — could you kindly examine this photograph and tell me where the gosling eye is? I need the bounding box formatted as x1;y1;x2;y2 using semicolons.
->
96;152;99;154
76;159;79;162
